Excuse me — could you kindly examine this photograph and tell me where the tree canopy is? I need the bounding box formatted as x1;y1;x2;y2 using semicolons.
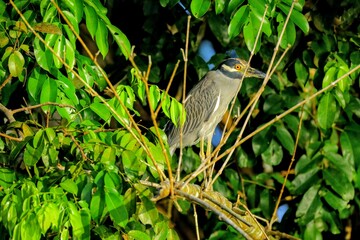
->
1;0;360;239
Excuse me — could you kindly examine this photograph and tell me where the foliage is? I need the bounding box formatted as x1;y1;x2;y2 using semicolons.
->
0;0;360;239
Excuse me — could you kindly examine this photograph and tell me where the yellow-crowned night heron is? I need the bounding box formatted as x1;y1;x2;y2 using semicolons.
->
166;58;266;155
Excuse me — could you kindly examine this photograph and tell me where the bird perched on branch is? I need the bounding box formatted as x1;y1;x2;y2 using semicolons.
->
166;58;266;155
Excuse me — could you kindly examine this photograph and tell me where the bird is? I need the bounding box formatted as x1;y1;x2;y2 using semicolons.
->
166;58;266;155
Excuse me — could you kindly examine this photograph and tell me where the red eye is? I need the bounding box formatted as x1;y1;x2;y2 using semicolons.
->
235;64;241;70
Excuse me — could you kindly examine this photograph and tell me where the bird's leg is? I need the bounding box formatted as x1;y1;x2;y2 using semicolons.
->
205;134;213;190
199;137;205;161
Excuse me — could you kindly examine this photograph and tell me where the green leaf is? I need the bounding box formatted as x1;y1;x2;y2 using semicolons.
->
96;19;109;58
79;208;91;240
56;73;79;105
62;0;84;22
21;213;41;240
122;150;146;180
104;171;122;192
291;167;320;195
149;85;161;110
128;230;151;240
100;147;116;165
317;92;337;129
294;59;309;86
248;0;267;16
243;17;261;53
65;38;75;70
190;0;211;18
249;1;272;37
60;178;78;195
278;3;309;34
84;5;98;38
107;24;131;60
214;0;225;14
322;67;337;88
146;142;165;178
37;202;60;234
8;50;25;77
62;10;80;35
24;143;43;166
42;5;57;22
277;13;296;48
259;189;272;219
90;102;111;121
275;124;295;154
90;189;105;224
322;189;349;212
304;220;322;240
0;168;16;188
228;5;249;39
68;202;86;239
337;66;351;92
296;184;321;221
0;32;9;47
324;151;353;182
340;131;356;171
170;98;186;127
252;126;271;156
40;78;58;113
53;35;64;68
138;195;159;225
27;68;45;101
261;139;283;166
323;168;354;201
227;0;245;14
105;188;128;227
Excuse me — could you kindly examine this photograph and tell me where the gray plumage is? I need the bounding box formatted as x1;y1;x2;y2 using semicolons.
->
166;58;265;154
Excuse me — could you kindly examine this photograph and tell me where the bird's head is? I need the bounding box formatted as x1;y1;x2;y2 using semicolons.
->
218;58;266;79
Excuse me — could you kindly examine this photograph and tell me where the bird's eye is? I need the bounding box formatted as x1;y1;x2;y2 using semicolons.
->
235;64;241;70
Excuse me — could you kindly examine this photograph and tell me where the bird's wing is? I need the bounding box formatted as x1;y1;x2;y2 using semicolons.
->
166;71;220;149
182;71;220;135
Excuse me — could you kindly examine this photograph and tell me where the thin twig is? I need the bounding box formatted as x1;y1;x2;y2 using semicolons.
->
0;103;16;123
11;102;76;114
193;204;200;240
269;106;305;228
176;15;191;182
0;74;12;91
0;132;22;142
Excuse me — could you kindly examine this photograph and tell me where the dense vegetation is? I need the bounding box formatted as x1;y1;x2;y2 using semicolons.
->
1;0;360;239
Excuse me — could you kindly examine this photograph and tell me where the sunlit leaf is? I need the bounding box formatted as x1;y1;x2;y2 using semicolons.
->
278;3;309;34
84;5;98;38
214;0;225;14
190;0;211;18
228;5;249;39
60;178;78;195
8;50;24;77
105;187;128;227
40;78;58;113
95;19;109;58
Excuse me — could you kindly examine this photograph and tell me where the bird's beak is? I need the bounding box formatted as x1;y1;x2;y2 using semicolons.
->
245;67;266;79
